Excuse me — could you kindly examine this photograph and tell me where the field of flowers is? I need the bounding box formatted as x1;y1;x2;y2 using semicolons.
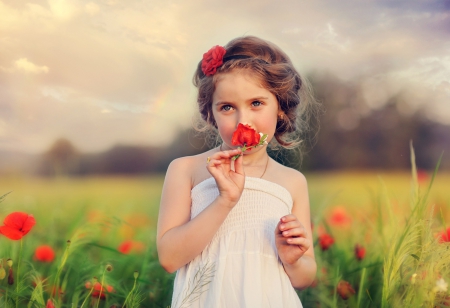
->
1;155;449;307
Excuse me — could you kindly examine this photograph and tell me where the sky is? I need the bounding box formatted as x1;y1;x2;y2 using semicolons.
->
1;0;449;153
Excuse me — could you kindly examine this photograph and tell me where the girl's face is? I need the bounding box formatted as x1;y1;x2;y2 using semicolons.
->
212;70;279;151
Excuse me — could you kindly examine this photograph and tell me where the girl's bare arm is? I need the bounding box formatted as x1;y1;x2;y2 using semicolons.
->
276;172;317;289
157;149;243;273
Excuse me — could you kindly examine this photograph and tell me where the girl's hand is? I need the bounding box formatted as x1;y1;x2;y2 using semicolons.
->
206;148;244;208
275;214;311;265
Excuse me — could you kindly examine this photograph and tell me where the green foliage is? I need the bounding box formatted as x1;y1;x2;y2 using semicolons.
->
0;160;449;307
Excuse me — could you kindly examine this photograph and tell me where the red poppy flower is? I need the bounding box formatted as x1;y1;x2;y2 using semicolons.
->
34;245;56;262
231;123;261;149
85;281;114;299
118;240;133;254
201;45;227;76
437;227;450;243
46;299;55;308
118;240;145;254
354;244;366;260
318;233;334;251
0;212;36;240
328;206;351;227
417;169;429;184
337;280;356;300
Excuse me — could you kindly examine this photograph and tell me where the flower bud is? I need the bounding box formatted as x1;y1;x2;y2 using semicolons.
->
106;264;113;272
411;273;417;284
8;268;14;285
134;271;139;279
6;258;13;267
0;267;6;280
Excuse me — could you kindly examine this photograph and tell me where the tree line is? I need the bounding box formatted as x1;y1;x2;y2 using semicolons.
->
11;71;450;177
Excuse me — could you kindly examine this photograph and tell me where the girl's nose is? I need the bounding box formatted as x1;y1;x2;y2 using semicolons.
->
237;112;252;128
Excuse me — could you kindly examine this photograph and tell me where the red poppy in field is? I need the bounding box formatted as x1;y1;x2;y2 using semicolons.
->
337;280;356;300
354;244;366;260
437;227;450;243
85;281;114;299
417;169;429;184
118;240;145;254
328;206;352;227
318;233;334;251
0;212;36;240
46;299;55;308
34;245;56;262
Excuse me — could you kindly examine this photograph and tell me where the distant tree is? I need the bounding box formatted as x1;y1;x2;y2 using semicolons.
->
39;138;80;176
304;71;450;170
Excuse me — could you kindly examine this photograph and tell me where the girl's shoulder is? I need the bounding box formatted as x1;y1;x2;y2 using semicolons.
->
167;149;217;189
266;159;308;200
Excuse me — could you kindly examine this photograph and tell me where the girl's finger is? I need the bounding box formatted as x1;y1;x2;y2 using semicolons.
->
280;214;297;223
286;237;310;249
282;227;307;238
279;220;302;232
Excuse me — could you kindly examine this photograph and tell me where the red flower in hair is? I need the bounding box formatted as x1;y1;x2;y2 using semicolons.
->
34;245;56;262
85;281;114;299
318;233;334;251
354;244;366;260
201;45;226;76
0;212;36;240
232;124;261;149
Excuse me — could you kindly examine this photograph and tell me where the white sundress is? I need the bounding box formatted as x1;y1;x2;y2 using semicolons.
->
171;176;303;308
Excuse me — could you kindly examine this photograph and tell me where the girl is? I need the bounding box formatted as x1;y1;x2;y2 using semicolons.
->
157;36;318;307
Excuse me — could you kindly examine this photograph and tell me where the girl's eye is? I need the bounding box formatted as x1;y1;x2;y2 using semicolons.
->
221;105;233;111
252;101;262;107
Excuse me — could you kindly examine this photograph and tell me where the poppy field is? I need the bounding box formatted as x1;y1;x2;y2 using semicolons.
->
1;155;450;307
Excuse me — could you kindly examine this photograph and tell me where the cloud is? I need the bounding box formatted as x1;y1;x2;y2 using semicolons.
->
48;0;79;20
0;0;449;153
85;2;100;16
14;58;49;74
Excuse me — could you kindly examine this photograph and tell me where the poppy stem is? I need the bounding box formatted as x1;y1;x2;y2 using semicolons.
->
95;268;107;308
80;285;94;308
16;238;23;308
53;240;71;302
123;272;138;307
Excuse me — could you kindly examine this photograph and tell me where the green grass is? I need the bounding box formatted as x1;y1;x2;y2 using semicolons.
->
0;168;449;307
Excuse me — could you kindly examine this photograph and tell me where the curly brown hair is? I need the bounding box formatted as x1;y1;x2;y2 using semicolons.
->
193;36;319;149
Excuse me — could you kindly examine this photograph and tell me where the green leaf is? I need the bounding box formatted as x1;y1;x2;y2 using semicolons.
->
410;254;420;261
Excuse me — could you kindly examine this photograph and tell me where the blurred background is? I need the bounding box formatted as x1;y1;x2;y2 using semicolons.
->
1;0;450;176
2;3;450;306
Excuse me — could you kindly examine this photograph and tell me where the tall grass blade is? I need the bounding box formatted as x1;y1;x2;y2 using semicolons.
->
357;267;366;308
